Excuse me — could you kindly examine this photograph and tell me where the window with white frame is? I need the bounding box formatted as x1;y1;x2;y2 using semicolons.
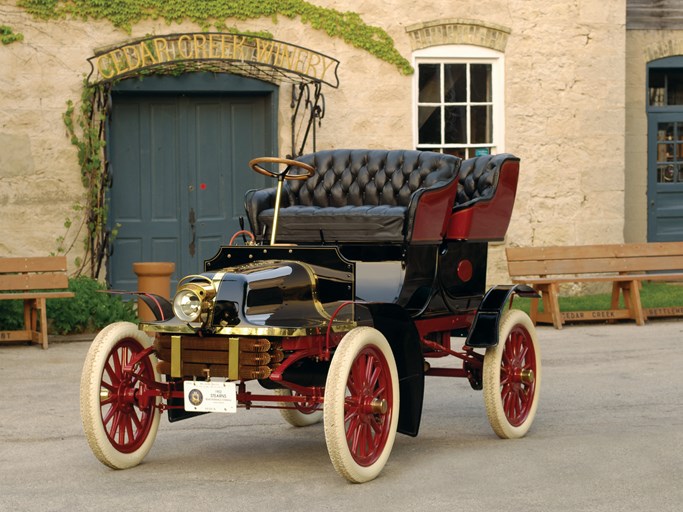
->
414;46;504;158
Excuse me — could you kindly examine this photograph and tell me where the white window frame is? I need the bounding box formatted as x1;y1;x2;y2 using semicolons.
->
412;45;505;157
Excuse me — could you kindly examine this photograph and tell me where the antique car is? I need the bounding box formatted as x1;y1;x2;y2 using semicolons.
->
79;149;541;483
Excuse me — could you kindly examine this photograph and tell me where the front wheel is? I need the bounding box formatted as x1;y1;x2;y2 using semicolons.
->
483;309;541;439
324;327;399;483
80;322;161;469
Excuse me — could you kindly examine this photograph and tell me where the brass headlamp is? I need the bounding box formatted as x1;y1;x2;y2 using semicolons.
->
172;275;216;324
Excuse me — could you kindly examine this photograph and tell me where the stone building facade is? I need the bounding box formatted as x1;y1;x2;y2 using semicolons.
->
1;0;675;288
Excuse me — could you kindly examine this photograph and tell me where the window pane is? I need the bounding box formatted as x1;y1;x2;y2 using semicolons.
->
419;64;440;103
470;105;492;143
444;64;466;102
472;147;492;157
444;148;466;159
658;164;677;183
649;69;665;106
444;106;466;143
657;143;670;162
418;106;441;144
658;122;674;142
470;64;492;102
667;70;683;105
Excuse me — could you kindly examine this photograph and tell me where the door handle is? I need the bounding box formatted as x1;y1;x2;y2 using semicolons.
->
189;207;196;257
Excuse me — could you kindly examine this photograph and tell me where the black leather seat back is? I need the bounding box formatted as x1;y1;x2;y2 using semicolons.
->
287;149;457;208
245;149;460;243
454;153;510;210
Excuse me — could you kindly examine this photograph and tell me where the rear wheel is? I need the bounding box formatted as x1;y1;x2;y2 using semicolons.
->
80;322;160;469
324;327;399;483
483;310;541;439
275;388;323;427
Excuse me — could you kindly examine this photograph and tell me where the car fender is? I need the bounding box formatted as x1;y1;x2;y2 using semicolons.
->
465;284;539;348
364;303;424;437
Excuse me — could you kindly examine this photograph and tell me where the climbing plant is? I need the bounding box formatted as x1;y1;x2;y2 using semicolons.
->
60;80;112;278
17;0;413;74
1;25;24;45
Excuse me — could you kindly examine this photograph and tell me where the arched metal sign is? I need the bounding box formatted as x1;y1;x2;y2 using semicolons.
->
87;32;340;88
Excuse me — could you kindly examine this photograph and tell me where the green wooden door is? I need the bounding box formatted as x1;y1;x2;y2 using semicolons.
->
108;93;273;291
648;113;683;241
647;57;683;242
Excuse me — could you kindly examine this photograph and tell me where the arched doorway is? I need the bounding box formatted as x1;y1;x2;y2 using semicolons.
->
107;72;277;291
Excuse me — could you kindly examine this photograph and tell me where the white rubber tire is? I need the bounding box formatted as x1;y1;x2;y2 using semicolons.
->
80;322;161;469
483;309;541;439
275;388;323;427
324;327;400;483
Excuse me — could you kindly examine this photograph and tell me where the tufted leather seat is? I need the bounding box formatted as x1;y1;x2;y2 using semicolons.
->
245;149;460;243
454;153;512;210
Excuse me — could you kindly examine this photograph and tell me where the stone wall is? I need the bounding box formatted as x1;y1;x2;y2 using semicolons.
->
0;0;627;286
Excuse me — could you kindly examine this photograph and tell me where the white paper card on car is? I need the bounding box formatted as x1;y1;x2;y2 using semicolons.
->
183;380;237;413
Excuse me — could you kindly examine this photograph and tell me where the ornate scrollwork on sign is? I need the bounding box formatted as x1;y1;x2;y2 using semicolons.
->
290;82;326;157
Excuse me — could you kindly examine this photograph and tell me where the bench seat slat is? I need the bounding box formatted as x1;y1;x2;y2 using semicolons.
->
0;273;70;291
511;272;683;285
0;291;75;300
507;256;683;276
0;256;68;273
506;242;683;261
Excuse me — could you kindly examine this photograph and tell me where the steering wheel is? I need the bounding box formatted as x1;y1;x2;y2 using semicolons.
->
249;157;315;181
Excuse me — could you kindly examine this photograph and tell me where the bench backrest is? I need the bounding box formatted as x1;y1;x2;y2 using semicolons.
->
506;242;683;277
287;149;460;208
0;256;70;291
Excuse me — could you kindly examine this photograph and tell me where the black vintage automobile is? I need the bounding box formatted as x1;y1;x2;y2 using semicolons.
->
80;149;541;483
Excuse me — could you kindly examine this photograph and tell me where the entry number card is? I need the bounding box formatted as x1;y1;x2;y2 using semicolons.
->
184;380;237;413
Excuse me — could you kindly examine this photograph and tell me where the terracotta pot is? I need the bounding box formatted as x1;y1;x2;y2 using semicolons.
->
132;262;176;322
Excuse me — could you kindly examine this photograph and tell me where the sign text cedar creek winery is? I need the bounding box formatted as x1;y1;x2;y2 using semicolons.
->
90;33;340;87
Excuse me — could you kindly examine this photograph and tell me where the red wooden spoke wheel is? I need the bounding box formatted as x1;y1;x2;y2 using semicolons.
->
324;327;399;483
80;322;160;469
483;310;541;439
99;338;157;452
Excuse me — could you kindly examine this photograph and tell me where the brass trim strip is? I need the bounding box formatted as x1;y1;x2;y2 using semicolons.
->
171;335;182;378
143;321;357;337
228;337;240;381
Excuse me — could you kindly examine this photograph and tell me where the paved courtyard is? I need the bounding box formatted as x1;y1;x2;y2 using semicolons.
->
1;319;681;511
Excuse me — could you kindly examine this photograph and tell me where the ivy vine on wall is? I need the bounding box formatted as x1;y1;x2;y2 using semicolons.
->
60;81;112;278
1;25;24;45
17;0;413;75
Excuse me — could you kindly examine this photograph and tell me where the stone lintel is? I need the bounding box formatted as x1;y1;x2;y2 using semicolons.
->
406;18;511;52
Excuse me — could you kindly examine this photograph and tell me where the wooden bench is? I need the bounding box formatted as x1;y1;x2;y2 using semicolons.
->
506;242;683;329
0;256;74;349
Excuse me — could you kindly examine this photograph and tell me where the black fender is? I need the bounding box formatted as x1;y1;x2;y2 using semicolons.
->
138;293;174;321
105;291;174;321
465;284;539;348
365;303;424;437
